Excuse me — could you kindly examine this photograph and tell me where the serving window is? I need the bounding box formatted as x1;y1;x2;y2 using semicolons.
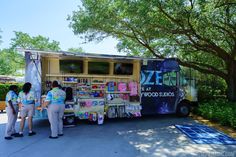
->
88;61;109;74
114;63;133;75
60;60;83;73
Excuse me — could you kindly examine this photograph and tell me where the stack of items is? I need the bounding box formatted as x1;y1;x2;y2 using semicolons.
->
64;77;78;82
125;103;142;117
107;105;126;118
77;85;91;98
106;81;140;118
76;98;105;120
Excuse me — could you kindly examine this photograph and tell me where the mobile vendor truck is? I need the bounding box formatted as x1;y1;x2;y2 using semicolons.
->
21;49;197;125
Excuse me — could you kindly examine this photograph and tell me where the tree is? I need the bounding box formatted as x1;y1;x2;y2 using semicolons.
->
11;31;61;51
0;32;61;75
67;47;85;53
68;0;236;101
0;48;24;75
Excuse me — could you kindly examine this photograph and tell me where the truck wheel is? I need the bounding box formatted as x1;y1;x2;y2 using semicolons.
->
63;115;76;125
176;102;190;117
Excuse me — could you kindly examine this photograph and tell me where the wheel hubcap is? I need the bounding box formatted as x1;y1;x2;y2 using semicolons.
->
67;117;74;124
180;106;189;115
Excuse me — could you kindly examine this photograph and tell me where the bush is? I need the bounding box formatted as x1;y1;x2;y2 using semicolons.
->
0;83;23;101
197;99;236;129
197;75;227;102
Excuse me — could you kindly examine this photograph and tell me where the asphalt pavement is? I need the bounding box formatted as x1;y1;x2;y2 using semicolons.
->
0;112;236;157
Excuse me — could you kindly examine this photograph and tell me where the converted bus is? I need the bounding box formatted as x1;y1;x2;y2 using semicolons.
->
21;49;197;125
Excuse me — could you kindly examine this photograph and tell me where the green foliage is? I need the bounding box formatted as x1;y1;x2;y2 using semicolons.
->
197;74;227;101
0;48;24;75
0;31;61;75
67;47;85;53
11;31;61;51
0;83;23;101
69;0;236;101
197;99;236;128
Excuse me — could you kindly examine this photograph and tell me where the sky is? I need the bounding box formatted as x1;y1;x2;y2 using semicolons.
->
0;0;122;55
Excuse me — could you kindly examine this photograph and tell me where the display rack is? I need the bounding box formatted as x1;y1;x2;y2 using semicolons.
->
45;73;142;121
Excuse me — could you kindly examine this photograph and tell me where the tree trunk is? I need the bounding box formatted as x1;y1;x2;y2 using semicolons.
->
226;60;236;102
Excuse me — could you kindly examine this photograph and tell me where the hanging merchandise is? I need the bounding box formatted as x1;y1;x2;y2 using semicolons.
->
98;113;104;125
88;112;97;122
125;103;142;118
119;93;129;100
78;112;84;119
99;101;105;106
80;101;86;107
85;100;92;107
107;106;117;118
118;82;127;92
92;100;98;106
128;81;138;96
92;112;97;122
84;112;89;119
107;94;114;101
107;81;117;92
118;105;126;118
88;113;93;121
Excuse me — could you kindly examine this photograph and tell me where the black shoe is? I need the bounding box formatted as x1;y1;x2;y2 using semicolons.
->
11;133;18;137
49;136;58;139
58;134;64;136
14;133;23;137
28;131;36;136
5;137;13;140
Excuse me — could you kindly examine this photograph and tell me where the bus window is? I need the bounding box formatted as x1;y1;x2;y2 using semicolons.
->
114;63;133;75
60;60;83;73
88;62;109;74
163;72;177;86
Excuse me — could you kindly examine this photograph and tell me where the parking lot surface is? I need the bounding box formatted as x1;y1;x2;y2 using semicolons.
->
0;113;236;157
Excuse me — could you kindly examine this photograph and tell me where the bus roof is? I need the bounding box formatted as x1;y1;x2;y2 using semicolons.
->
18;48;163;61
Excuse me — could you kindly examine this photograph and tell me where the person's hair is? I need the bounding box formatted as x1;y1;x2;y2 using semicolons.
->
65;87;73;101
9;85;18;91
58;84;62;89
22;82;31;94
62;87;66;91
52;81;59;88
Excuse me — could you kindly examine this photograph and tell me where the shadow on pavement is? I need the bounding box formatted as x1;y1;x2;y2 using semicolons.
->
0;114;235;157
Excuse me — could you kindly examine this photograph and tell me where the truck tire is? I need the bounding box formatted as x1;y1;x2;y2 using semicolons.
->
176;102;190;117
63;115;76;126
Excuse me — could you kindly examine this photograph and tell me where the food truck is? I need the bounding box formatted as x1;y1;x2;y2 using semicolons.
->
21;49;197;125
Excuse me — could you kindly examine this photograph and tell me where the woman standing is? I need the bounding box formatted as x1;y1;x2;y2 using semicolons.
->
43;81;66;139
17;82;36;137
4;85;19;140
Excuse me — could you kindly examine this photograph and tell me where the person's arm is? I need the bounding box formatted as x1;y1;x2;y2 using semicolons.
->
8;100;16;115
41;91;52;111
40;100;49;112
17;93;22;110
42;101;50;108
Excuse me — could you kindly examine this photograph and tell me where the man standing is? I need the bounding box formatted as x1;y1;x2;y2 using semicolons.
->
42;81;66;139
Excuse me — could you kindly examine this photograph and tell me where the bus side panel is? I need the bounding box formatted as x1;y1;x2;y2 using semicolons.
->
140;60;178;115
